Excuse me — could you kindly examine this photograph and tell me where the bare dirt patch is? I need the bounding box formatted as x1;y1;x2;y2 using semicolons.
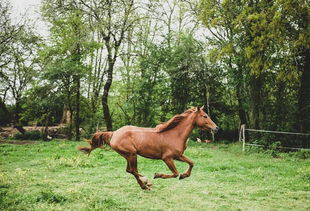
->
0;125;67;139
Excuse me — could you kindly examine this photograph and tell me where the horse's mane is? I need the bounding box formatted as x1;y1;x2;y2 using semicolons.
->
155;108;195;133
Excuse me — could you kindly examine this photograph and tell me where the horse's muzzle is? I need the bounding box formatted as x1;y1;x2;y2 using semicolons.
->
212;126;219;133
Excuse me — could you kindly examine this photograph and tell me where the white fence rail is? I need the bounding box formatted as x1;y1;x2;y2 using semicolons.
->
239;124;310;152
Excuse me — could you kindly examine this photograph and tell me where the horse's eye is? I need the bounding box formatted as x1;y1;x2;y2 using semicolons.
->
203;115;208;118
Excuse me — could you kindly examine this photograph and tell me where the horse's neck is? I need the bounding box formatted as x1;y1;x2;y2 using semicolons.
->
174;114;195;142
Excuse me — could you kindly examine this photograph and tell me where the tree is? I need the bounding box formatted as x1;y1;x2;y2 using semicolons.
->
134;43;170;126
198;0;308;131
0;0;30;127
80;0;138;131
199;0;250;126
41;1;98;139
86;31;106;133
21;84;63;140
272;0;310;132
0;0;23;68
0;25;40;131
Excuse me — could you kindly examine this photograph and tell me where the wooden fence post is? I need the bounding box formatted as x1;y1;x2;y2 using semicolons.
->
240;124;245;152
239;125;242;142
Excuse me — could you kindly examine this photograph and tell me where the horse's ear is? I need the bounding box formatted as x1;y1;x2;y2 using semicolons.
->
195;106;200;112
200;105;205;110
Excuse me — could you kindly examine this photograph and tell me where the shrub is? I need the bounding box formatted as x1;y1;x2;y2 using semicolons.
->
291;150;310;159
14;130;41;140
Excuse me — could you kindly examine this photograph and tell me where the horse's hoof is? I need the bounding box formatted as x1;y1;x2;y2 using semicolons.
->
179;174;187;180
153;173;160;179
142;185;151;190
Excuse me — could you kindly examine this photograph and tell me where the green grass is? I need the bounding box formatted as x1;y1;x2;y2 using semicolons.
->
0;140;309;210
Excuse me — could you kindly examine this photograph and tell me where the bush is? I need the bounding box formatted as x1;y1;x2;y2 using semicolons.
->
268;141;282;157
290;150;310;159
14;131;41;140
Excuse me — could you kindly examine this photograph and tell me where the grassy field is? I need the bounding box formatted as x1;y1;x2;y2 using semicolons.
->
0;140;309;211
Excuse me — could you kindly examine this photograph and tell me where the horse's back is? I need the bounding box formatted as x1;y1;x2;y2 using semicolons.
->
111;125;158;144
110;125;163;158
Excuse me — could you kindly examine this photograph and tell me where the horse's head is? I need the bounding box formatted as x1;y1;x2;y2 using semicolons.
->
194;106;219;133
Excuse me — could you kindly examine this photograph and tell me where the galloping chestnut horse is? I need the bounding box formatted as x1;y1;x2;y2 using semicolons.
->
78;106;218;190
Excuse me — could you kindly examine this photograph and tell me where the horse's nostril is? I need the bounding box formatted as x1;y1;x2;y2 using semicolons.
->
213;126;219;133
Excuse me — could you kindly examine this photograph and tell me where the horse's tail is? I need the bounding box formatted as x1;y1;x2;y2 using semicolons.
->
77;131;113;155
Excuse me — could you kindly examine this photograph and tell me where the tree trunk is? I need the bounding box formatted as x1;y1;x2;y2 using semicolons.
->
230;58;248;126
14;99;21;124
75;76;80;141
102;64;113;131
60;105;69;124
249;75;262;129
42;113;50;141
13;99;25;134
90;97;97;133
236;78;248;126
0;97;10;125
68;103;73;140
298;48;310;132
274;82;285;130
14;125;26;134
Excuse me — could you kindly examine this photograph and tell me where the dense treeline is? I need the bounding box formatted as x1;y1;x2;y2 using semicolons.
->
0;0;309;147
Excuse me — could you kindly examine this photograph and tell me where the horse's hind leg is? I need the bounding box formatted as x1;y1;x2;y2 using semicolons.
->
154;157;179;179
124;154;152;190
177;155;194;179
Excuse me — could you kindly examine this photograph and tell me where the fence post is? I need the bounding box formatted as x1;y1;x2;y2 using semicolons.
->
239;126;310;151
239;125;242;142
241;124;245;152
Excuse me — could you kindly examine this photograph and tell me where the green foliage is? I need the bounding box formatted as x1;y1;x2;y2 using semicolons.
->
13;131;41;140
291;150;310;160
167;34;206;113
198;0;310;143
109;32;232;135
21;84;63;125
0;9;41;126
133;43;170;126
1;0;309;149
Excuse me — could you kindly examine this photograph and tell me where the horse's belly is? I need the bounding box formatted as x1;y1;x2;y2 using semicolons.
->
137;150;162;159
136;135;163;159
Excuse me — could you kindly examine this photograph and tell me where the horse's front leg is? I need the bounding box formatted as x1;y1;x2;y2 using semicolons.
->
176;155;194;179
154;157;179;179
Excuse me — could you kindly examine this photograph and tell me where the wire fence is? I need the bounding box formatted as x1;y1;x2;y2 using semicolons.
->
239;124;310;152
